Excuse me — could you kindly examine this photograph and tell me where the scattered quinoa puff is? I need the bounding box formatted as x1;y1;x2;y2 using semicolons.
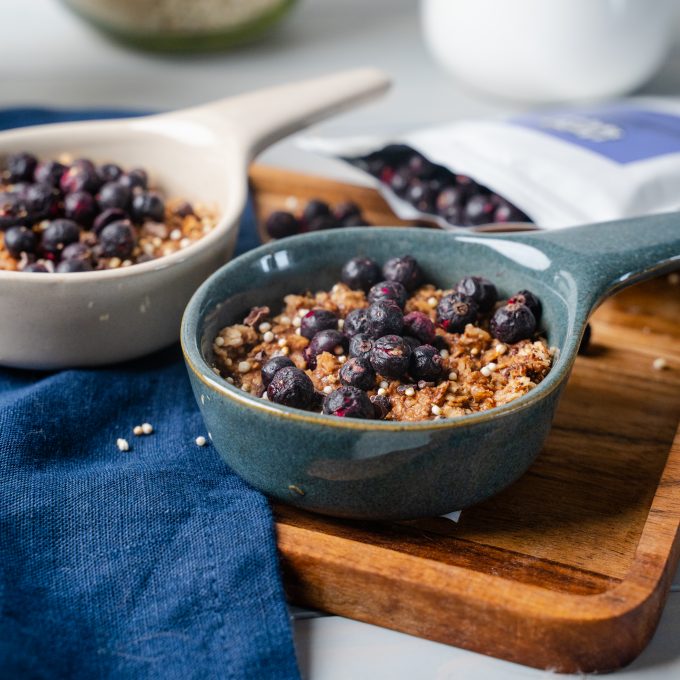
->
212;278;553;422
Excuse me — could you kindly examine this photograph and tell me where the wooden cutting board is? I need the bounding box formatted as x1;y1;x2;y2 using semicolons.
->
249;165;680;674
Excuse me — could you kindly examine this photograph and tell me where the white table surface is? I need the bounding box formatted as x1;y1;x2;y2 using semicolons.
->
3;1;679;677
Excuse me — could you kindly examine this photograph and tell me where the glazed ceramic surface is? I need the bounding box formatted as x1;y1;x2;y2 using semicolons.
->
182;215;679;520
0;68;390;369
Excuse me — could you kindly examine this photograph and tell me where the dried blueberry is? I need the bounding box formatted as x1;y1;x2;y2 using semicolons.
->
56;258;93;273
323;386;375;419
93;208;127;235
265;211;300;239
405;179;438;213
119;168;148;191
34;160;66;188
410;345;444;382
267;366;316;410
368;280;408;308
61;241;93;263
436;293;479;333
261;355;295;388
382;255;422;292
302;199;331;226
4;226;37;257
60;159;101;195
490;302;536;343
41;219;80;256
333;201;362;226
509;290;542;323
175;201;194;218
306;215;338;231
300;309;338;339
403;336;421;352
131;191;165;223
23;183;60;222
388;166;414;197
6;152;37;183
339;356;376;391
370;394;392;419
0;191;24;229
494;200;529;224
403;311;435;344
97;182;131;211
369;335;412;378
64;190;97;227
435;185;465;224
22;262;48;273
305;329;349;369
456;276;497;312
366;301;403;338
341;256;381;292
97;163;123;184
348;333;374;361
99;220;135;259
343;308;369;337
463;193;496;226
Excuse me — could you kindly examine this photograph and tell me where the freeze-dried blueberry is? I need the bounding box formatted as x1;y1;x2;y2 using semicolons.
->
410;345;444;382
61;242;93;263
456;276;497;312
6;152;37;183
60;159;101;195
34;160;66;188
302;199;331;226
366;301;403;338
119;168;148;191
403;311;435;344
23;183;60;221
4;226;37;257
305;329;348;369
300;309;338;339
93;208;128;235
369;334;412;378
64;190;97;228
368;280;408;308
382;255;422;292
41;219;80;256
22;262;48;273
97;163;123;184
56;258;93;273
98;182;131;211
343;308;370;337
306;214;338;231
99;220;135;259
323;386;375;419
348;333;374;361
436;293;479;333
339;356;376;391
131;191;164;223
370;394;392;419
494;200;529;224
267;366;316;410
261;355;295;388
265;211;300;239
509;290;542;323
341;256;381;292
490;302;536;343
333;201;363;226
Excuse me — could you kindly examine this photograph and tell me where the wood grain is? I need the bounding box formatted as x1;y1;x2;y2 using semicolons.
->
253;167;680;673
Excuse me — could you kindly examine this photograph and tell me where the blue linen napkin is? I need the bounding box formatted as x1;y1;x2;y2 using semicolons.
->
0;109;299;680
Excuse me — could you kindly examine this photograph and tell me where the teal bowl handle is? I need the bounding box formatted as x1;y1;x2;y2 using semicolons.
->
518;212;680;308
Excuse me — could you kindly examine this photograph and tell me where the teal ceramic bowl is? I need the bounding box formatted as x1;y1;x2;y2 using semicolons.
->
181;215;679;520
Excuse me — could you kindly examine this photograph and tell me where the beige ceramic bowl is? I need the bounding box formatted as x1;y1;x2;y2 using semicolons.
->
0;68;390;369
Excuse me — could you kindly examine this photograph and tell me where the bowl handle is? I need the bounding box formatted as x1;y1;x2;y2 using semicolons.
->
193;68;390;159
520;212;680;308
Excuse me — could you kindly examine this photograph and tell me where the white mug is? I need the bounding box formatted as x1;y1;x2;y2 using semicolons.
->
421;0;677;103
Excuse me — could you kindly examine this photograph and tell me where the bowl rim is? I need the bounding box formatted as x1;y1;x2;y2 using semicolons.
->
181;226;580;432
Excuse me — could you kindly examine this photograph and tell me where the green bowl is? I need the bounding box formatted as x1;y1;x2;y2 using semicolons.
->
181;218;679;519
61;0;298;52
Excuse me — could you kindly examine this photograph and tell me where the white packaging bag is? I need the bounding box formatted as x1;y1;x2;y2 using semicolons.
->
299;99;680;230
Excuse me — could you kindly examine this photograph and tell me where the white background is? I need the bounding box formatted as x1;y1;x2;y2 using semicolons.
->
2;1;679;677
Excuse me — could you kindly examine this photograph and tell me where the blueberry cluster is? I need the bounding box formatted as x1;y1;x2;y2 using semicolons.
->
265;199;370;240
347;144;531;228
0;151;192;273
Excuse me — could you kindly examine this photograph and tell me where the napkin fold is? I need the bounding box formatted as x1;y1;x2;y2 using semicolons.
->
0;109;299;680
